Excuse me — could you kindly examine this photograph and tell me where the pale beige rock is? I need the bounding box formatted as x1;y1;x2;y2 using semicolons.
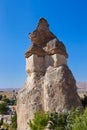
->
45;54;67;68
43;65;81;112
17;18;82;130
17;73;44;130
26;54;45;73
26;53;67;74
17;65;82;130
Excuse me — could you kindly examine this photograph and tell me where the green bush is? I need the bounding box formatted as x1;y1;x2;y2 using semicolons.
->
0;95;2;100
28;111;49;130
3;98;10;104
49;112;68;130
11;112;17;130
28;112;68;130
69;108;87;130
28;108;87;130
3;97;16;105
0;102;9;114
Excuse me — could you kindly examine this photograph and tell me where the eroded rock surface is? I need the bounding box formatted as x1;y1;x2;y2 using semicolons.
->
25;18;68;58
17;18;82;130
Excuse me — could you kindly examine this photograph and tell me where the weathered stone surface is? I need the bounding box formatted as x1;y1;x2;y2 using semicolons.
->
45;54;67;68
43;65;81;112
26;54;67;74
25;44;47;58
29;18;55;45
26;55;45;73
17;18;82;130
44;38;68;58
25;18;68;58
17;65;82;130
17;73;44;130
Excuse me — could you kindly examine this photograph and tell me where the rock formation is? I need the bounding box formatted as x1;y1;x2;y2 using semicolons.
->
17;18;82;130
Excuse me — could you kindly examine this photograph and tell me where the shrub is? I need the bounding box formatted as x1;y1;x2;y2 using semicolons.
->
28;108;87;130
3;98;10;104
0;102;9;114
11;112;17;130
28;112;68;130
49;112;68;130
0;95;2;100
28;111;49;130
70;108;87;130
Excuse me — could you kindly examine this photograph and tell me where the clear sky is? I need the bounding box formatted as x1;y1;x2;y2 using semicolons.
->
0;0;87;88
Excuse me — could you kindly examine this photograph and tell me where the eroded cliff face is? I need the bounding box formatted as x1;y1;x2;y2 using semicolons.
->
17;18;82;130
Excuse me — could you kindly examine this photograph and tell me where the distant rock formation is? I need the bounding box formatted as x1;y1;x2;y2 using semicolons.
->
77;82;87;94
17;18;82;130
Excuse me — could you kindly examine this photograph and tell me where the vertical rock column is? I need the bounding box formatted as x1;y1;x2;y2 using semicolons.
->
17;18;82;130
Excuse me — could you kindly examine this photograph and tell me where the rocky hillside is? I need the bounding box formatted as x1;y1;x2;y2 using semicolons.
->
77;82;87;93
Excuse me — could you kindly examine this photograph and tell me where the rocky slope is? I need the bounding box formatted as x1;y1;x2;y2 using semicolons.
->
17;18;82;130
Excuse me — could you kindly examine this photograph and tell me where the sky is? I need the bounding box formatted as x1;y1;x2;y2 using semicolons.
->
0;0;87;88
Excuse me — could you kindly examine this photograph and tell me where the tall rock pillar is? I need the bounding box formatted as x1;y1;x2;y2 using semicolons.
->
17;18;82;130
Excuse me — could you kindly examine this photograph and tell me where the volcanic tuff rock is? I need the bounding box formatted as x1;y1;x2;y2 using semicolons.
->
17;18;82;130
25;18;68;58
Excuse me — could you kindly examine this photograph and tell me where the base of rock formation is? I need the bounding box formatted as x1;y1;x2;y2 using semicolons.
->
17;64;81;130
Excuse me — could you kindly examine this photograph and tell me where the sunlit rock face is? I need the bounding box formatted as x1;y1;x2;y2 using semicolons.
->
26;53;67;74
17;18;82;130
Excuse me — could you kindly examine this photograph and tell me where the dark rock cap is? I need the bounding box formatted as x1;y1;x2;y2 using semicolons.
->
25;18;68;58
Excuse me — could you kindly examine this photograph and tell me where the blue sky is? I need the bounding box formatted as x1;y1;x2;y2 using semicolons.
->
0;0;87;88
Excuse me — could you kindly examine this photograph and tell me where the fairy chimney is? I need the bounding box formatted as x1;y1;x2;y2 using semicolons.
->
17;18;82;130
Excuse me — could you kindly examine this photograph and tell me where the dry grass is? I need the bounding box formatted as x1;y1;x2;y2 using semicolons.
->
0;91;12;99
